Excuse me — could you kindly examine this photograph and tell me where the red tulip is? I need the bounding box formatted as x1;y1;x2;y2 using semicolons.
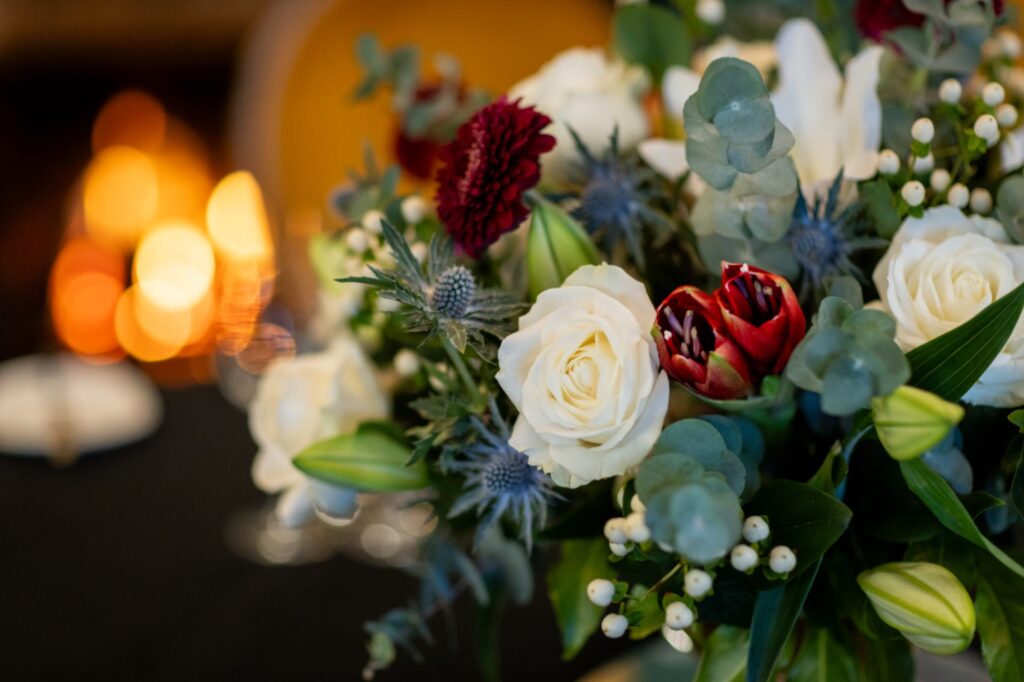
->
654;286;753;400
715;262;806;376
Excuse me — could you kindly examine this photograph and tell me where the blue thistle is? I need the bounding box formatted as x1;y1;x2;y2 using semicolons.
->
447;413;561;552
569;128;673;270
788;171;887;301
431;265;475;319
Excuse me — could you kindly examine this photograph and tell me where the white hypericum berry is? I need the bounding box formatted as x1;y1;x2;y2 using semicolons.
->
948;183;970;208
1000;30;1023;59
624;512;651;544
587;579;616;607
877;149;900;175
345;228;369;254
901;180;926;207
911;117;935;144
929;169;952;193
730;544;759;572
912;153;935;174
400;195;428;224
975;114;1000;145
601;613;629;639
695;0;725;25
983;82;1006;107
971;188;993;214
662;625;695;653
769;546;797;574
657;541;675;553
609;542;630;557
630;495;646;515
410;242;428;263
997;103;1019;129
665;601;695;630
939;78;963;104
393;349;420;378
361;209;385;234
604;517;628;544
684;569;713;598
742;516;770;543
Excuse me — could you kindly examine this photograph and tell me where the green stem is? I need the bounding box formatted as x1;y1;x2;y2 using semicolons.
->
442;337;483;410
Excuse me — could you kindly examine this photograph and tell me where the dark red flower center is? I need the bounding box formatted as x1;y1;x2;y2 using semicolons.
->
724;272;781;326
660;306;715;364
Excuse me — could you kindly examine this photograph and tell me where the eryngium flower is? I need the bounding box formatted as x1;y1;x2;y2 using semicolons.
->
435;97;555;258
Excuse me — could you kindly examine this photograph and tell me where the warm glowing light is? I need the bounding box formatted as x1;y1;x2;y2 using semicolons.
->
215;263;269;356
237;323;296;374
134;221;215;308
83;146;159;250
49;237;125;358
152;121;214;224
92;90;167;153
114;287;185;362
206;171;274;264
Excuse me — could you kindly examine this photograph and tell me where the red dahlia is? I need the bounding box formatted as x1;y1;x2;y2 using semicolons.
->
435;97;555;258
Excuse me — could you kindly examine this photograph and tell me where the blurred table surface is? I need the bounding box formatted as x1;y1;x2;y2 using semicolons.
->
0;385;620;681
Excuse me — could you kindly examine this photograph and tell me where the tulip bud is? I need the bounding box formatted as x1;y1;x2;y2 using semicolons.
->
655;286;753;399
871;386;964;461
526;199;600;299
858;562;976;655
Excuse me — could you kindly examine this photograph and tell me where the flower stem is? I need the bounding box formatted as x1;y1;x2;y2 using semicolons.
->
442;337;484;410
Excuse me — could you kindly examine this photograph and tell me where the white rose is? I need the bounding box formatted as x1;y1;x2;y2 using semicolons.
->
249;337;390;526
872;206;1024;407
510;48;649;185
496;264;669;488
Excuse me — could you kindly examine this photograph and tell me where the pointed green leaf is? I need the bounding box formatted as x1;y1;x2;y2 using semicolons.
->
612;4;691;80
975;555;1024;682
546;538;610;660
695;625;749;682
746;559;821;682
293;428;427;491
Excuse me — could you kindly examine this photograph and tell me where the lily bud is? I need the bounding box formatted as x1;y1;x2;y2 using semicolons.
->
655;286;753;399
526;199;600;299
872;386;964;461
858;562;976;655
715;262;806;376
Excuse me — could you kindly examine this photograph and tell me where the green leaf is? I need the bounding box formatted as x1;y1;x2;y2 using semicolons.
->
546;538;610;660
856;634;915;682
612;4;691;80
975;555;1024;682
906;280;1024;400
1012;444;1024;519
625;587;663;640
292;428;427;491
787;628;857;682
899;459;1024;579
695;625;749;682
745;481;852;578
746;559;821;682
1009;409;1024;432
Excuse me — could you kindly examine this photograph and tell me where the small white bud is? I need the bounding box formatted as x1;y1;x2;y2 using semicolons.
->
996;103;1019;129
361;209;385;234
604;517;628;544
769;546;797;574
695;0;725;25
730;544;760;572
970;187;993;214
742;516;770;543
657;541;674;553
601;613;629;639
901;180;926;207
410;242;428;263
684;569;713;598
929;169;952;193
948;183;970;208
662;624;695;653
376;296;400;314
983;82;1006;107
587;579;616;607
912;153;935;174
400;195;429;224
630;495;646;515
624;512;651;544
939;78;963;104
975;114;1000;145
609;542;630;557
1000;30;1023;60
877;149;900;175
393;349;420;378
911;117;935;144
665;601;695;630
345;228;369;254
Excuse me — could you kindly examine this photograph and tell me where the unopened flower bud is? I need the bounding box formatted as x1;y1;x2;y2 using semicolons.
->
665;600;695;630
971;188;993;214
912;117;935;144
858;562;975;655
939;79;962;104
769;546;797;574
604;517;628;544
587;579;616;607
901;181;926;207
624;512;651;543
930;169;951;193
742;516;770;543
983;82;1006;107
601;613;629;639
878;149;900;175
975;114;1000;145
526;199;600;299
872;385;964;461
730;544;759;572
948;183;970;208
684;569;713;598
996;103;1019;129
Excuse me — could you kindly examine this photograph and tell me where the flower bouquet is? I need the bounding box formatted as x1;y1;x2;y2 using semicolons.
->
248;1;1024;679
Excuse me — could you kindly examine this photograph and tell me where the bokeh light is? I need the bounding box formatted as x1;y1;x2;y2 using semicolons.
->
206;170;274;265
135;221;215;309
114;286;186;362
49;237;125;358
83;145;160;250
91;90;167;154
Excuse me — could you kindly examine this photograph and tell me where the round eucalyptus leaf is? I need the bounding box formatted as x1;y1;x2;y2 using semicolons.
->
820;355;874;416
698;415;743;453
665;477;743;565
726;134;777;173
844;309;897;338
637;451;705;500
652;419;728;461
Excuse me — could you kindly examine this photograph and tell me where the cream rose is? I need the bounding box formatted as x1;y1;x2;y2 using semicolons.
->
250;337;390;526
872;206;1024;407
496;264;669;488
510;48;649;185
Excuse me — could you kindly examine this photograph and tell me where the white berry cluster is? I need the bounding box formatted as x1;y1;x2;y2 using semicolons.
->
602;494;651;557
728;515;796;576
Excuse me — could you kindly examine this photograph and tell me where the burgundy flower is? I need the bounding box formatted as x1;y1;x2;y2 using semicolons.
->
435;97;555;258
715;262;806;376
855;0;1003;43
655;286;753;400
